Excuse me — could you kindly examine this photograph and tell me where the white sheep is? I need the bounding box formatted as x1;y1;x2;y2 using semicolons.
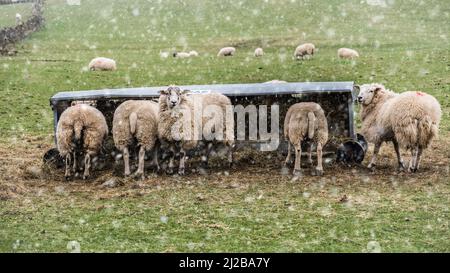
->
189;50;199;57
158;86;234;175
357;83;441;172
112;100;160;179
56;104;108;180
254;48;264;57
294;43;315;59
284;102;328;175
88;57;117;71
338;48;359;59
217;47;236;57
173;52;190;58
15;13;22;25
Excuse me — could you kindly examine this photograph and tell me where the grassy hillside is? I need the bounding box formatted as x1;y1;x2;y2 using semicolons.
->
0;0;449;252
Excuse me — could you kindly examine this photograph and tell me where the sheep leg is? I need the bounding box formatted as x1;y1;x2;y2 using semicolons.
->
368;141;382;170
83;153;91;180
167;146;175;175
393;139;405;171
227;144;233;168
408;148;417;172
293;142;302;176
284;141;292;166
123;147;131;176
414;147;423;172
152;148;160;173
65;153;72;180
135;146;145;180
72;151;77;174
307;143;313;165
178;148;186;175
315;142;324;176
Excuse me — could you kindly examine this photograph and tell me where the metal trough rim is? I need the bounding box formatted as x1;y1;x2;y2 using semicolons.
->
50;81;355;105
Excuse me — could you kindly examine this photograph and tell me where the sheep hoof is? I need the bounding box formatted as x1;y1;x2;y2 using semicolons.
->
65;176;72;181
293;169;302;176
166;168;174;175
178;168;185;176
82;175;89;180
368;164;376;171
314;168;324;176
408;167;418;173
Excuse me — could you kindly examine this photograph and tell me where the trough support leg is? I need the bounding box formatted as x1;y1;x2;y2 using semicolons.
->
393;139;405;171
368;141;382;170
83;153;91;180
293;142;302;175
65;153;72;180
123;147;130;176
285;141;292;166
315;142;324;176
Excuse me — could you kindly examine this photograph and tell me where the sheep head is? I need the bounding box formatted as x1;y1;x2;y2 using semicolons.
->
357;83;385;106
159;85;188;109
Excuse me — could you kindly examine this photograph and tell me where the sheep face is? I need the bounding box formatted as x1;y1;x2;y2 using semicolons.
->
160;86;187;109
357;84;384;105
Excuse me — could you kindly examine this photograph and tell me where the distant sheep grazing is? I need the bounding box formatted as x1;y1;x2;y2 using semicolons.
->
338;48;359;59
57;104;108;180
357;83;441;172
15;13;22;25
112;100;160;179
264;80;287;84
284;102;328;175
173;52;190;58
254;48;264;57
217;47;236;57
189;50;199;57
88;57;117;71
294;43;315;60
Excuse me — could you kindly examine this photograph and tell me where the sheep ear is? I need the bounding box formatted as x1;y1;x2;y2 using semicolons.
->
353;84;360;93
159;89;169;95
374;86;383;93
181;89;190;95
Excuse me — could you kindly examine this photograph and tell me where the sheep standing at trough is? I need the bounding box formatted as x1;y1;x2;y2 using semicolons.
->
112;100;160;179
338;48;359;59
158;86;234;175
56;104;108;180
217;47;236;57
88;57;117;71
284;102;328;175
294;43;315;59
254;48;264;57
357;83;441;172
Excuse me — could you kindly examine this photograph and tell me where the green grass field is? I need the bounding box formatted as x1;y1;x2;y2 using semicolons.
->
0;0;449;252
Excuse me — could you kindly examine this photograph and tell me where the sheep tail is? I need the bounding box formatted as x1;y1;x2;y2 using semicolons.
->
307;112;315;139
73;120;83;141
129;112;138;135
417;116;438;148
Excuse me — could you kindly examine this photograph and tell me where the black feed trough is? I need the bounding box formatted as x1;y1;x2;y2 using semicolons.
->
49;82;357;159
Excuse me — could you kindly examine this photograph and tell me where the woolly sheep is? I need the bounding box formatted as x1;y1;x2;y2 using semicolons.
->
217;47;236;57
254;48;264;57
15;13;22;25
57;104;108;180
112;100;160;179
158;86;234;175
173;52;190;58
356;83;441;172
338;48;359;59
294;43;315;59
88;57;117;71
284;102;328;175
189;50;199;57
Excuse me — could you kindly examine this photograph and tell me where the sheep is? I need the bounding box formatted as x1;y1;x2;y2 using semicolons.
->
158;86;234;175
294;43;315;60
56;104;108;180
338;48;359;59
173;52;190;58
356;83;441;172
284;102;328;175
15;13;22;25
88;57;117;71
254;48;264;57
217;47;236;57
189;50;199;57
112;100;160;179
